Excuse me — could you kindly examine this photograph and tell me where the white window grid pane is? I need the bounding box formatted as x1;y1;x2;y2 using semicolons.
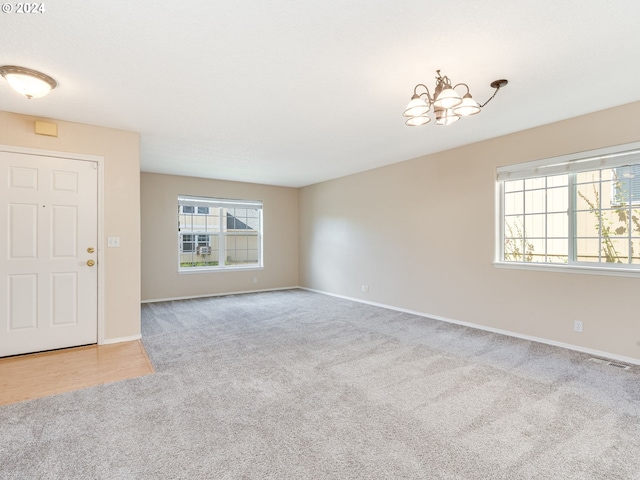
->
525;177;545;190
527;214;546;238
574;169;638;265
595;237;629;264
575;182;600;211
547;239;568;263
575;238;601;262
547;212;568;238
547;186;568;213
504;192;524;215
179;214;193;232
504;215;525;239
504;237;529;262
179;233;220;266
601;209;631;237
575;211;599;238
504;179;524;193
503;176;568;263
547;174;568;188
225;232;260;265
576;170;601;184
527;238;547;262
524;189;546;214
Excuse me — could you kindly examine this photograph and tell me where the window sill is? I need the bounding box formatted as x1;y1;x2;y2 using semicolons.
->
493;261;640;278
178;265;264;275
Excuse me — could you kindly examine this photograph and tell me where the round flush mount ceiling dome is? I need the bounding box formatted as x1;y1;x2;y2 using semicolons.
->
0;65;57;99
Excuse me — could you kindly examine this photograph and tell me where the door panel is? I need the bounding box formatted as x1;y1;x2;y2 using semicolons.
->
0;151;98;357
8;274;37;330
52;205;78;257
52;272;78;326
9;203;38;258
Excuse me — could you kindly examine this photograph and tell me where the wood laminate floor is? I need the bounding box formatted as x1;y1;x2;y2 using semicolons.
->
0;340;154;406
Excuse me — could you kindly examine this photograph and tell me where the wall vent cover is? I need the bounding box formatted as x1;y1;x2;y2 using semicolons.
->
589;357;631;370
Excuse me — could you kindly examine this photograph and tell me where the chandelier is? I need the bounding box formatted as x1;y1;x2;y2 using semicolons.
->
403;70;507;126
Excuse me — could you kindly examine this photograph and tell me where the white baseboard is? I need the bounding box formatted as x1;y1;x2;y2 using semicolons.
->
141;286;299;304
100;334;142;345
300;287;640;366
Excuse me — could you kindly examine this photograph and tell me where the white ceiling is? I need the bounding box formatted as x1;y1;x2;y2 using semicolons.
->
2;1;640;187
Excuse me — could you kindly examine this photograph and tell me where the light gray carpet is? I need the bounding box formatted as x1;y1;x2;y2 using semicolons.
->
1;289;640;479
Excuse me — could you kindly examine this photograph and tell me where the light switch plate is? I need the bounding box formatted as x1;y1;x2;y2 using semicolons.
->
107;236;120;247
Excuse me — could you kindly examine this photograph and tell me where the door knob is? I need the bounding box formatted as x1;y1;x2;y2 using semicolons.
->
87;259;95;267
87;247;95;253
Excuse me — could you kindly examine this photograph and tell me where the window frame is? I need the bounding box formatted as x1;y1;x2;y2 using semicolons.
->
177;195;263;273
495;142;640;277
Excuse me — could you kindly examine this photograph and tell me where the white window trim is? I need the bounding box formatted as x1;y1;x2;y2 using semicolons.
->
178;265;265;275
495;141;640;277
493;261;640;278
497;141;640;181
178;195;263;273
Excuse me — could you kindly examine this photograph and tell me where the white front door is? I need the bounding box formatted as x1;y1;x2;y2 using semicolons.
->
0;151;98;357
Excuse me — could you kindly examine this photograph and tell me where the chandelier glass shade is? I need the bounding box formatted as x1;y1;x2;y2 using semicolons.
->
403;70;507;126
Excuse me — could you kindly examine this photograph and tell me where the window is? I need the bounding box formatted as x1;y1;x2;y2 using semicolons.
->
179;205;209;215
613;164;640;206
178;195;262;271
498;143;640;271
180;234;210;253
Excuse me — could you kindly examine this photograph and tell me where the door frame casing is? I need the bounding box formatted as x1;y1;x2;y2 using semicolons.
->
0;144;106;345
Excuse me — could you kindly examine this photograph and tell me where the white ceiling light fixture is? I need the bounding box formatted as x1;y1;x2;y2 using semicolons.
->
0;65;57;99
403;70;507;126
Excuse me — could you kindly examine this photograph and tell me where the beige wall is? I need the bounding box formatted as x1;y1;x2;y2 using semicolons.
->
299;101;640;361
0;110;141;341
140;172;298;301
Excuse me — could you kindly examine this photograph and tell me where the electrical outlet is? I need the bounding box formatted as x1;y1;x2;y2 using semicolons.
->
574;320;583;333
252;277;257;284
361;285;369;293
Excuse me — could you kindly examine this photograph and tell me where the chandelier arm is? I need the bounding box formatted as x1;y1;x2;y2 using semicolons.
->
452;83;471;95
478;82;506;108
413;83;433;103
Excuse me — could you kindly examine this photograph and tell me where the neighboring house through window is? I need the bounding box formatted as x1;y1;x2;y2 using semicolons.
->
613;164;640;206
180;234;210;253
497;143;640;271
178;195;262;270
